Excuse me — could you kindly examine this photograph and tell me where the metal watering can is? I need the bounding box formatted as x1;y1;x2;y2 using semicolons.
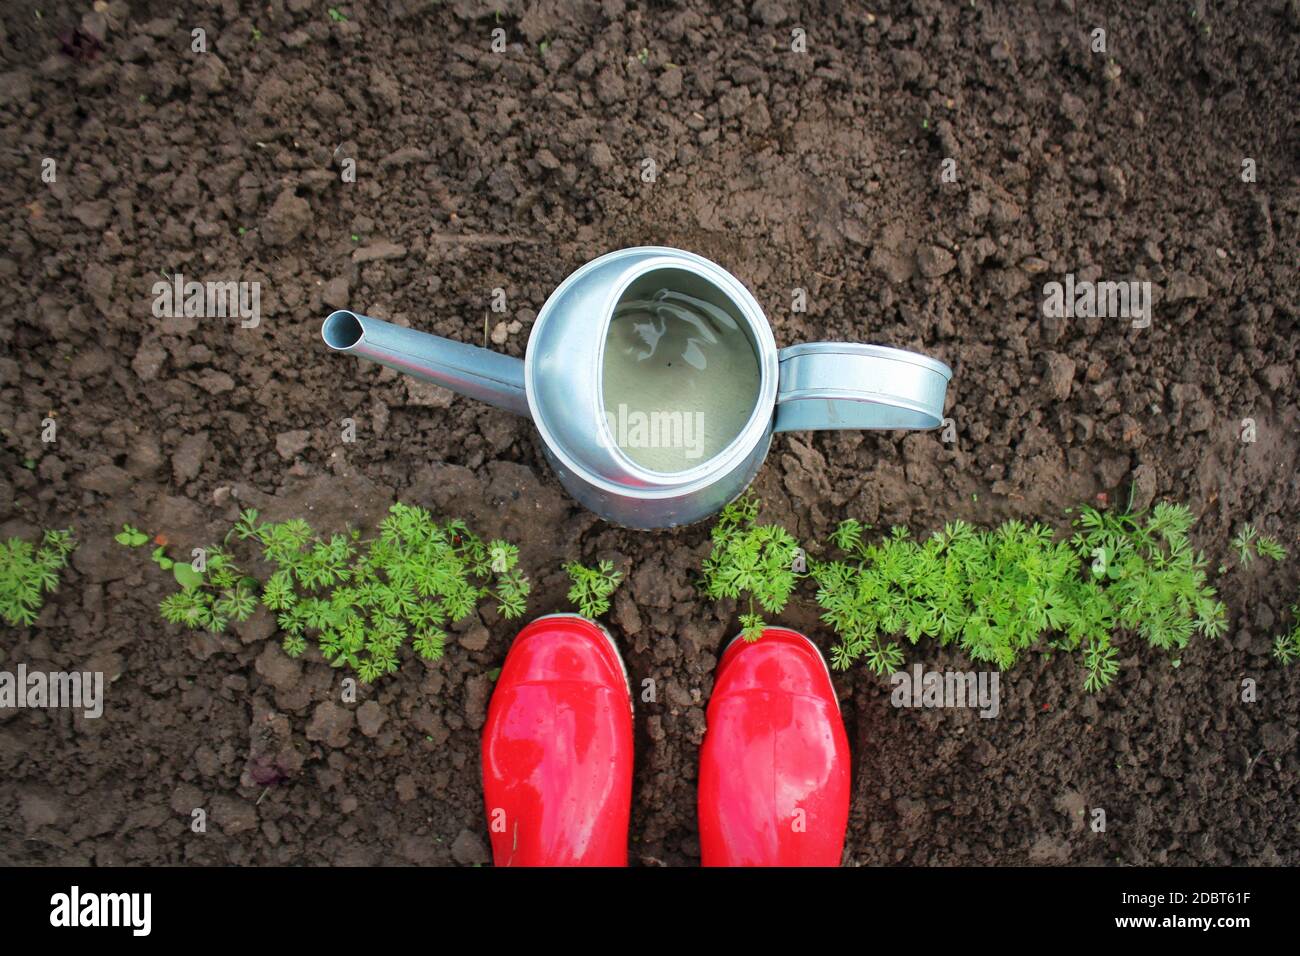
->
322;247;951;529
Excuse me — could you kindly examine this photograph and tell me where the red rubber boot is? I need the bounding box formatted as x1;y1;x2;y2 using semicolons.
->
698;627;850;866
481;614;633;866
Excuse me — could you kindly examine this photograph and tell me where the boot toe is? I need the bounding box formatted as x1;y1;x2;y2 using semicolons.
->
699;628;850;866
481;615;633;866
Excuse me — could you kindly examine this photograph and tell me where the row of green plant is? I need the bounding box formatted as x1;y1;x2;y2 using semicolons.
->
119;505;530;682
2;495;1294;689
700;494;1293;691
110;505;623;683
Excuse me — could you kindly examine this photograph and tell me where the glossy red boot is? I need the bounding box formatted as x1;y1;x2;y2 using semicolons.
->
481;613;633;866
698;627;850;866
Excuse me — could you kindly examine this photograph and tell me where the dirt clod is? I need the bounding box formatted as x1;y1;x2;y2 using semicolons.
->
306;702;354;749
451;829;489;865
357;701;387;738
262;189;313;247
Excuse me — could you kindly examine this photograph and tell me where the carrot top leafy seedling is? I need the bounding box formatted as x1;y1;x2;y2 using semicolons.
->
700;496;1230;692
139;505;531;682
700;494;804;641
240;504;530;682
158;544;257;634
815;518;1090;678
564;560;623;618
1071;502;1226;648
817;501;1225;691
1274;607;1300;665
0;530;76;627
1230;524;1287;565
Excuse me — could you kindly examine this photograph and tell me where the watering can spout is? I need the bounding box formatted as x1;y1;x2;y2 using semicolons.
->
321;310;529;417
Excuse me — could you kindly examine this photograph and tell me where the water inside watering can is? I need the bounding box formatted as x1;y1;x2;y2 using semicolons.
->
602;287;760;473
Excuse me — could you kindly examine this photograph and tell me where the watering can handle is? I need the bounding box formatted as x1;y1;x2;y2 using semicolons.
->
773;343;952;433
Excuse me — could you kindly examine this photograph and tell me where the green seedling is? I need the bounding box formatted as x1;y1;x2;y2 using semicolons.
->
1274;576;1300;664
818;501;1225;690
172;561;205;589
1231;525;1258;564
701;494;804;642
155;547;205;587
702;496;1227;692
159;543;254;635
239;504;529;682
1231;524;1287;565
564;560;623;618
1257;536;1288;561
123;528;204;588
0;530;76;627
115;524;149;547
1273;611;1300;665
328;7;348;22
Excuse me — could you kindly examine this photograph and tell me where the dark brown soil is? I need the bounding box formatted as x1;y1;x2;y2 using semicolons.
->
1;0;1297;866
